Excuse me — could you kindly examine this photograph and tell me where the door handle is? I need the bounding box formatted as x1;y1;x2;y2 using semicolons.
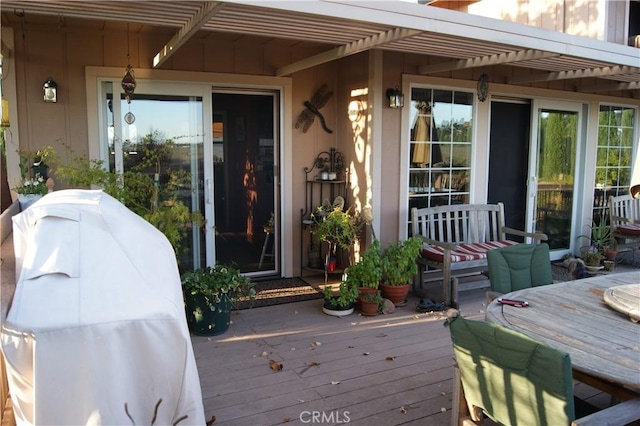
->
205;179;212;204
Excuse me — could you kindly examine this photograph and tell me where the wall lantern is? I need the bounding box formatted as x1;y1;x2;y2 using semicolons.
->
43;79;58;103
386;87;404;109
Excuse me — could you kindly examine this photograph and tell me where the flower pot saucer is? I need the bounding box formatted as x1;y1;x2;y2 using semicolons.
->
585;265;604;273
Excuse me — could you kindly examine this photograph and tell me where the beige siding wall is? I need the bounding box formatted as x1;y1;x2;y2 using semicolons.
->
464;0;631;42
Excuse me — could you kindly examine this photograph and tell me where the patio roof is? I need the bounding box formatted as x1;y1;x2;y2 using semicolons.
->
1;0;639;96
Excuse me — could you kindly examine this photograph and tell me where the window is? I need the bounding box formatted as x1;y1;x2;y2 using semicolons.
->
592;105;636;221
407;87;473;232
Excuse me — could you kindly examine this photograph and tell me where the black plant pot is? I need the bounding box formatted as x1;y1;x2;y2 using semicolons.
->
184;292;232;336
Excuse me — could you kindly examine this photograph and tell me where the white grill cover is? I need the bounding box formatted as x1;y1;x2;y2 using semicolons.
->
1;190;205;425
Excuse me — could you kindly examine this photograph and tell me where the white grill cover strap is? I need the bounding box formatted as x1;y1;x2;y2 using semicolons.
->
1;189;205;425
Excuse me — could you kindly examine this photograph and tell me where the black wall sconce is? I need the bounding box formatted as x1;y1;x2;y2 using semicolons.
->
43;79;58;103
386;87;404;109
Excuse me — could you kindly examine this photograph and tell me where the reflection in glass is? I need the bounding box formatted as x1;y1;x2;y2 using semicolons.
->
407;87;473;232
534;109;576;250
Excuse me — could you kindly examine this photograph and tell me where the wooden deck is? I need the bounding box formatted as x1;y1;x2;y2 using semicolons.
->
195;289;486;425
0;230;630;425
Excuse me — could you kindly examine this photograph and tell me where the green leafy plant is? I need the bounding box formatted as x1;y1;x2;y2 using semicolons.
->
13;145;56;195
581;250;602;267
181;264;255;310
344;239;381;288
311;205;361;256
576;220;614;255
380;237;423;285
324;280;358;309
56;141;203;264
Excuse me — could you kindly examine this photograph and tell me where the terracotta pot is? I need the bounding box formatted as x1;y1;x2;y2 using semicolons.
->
379;283;410;306
357;286;378;310
359;300;379;316
604;249;618;260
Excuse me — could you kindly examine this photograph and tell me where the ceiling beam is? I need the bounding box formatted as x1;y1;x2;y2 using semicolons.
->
508;65;640;84
153;2;224;68
577;81;640;92
417;49;558;74
276;27;420;76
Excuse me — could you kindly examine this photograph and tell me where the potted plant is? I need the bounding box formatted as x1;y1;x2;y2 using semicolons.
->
379;236;423;305
181;264;255;336
14;145;56;209
344;239;382;300
311;205;361;271
322;280;358;317
581;250;603;270
359;291;382;316
576;220;615;258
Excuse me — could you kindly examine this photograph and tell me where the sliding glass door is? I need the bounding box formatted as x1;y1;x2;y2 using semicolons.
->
100;81;280;275
528;101;582;256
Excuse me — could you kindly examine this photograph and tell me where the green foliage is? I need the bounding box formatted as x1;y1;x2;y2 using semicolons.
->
181;264;255;310
324;280;358;309
344;239;381;288
56;140;203;262
360;290;383;307
380;237;423;285
581;251;602;267
576;220;614;254
311;206;361;254
17;145;56;180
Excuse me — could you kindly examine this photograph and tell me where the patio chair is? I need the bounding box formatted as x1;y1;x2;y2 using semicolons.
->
446;311;640;426
486;242;552;304
608;194;640;253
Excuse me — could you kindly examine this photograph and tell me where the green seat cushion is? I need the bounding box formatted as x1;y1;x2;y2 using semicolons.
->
448;315;575;426
487;243;553;295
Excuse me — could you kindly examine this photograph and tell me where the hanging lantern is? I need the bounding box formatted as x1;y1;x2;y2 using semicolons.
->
121;64;136;104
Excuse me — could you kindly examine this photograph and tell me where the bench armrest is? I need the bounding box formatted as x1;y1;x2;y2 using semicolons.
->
417;235;457;251
610;214;632;225
571;397;640;426
501;226;548;243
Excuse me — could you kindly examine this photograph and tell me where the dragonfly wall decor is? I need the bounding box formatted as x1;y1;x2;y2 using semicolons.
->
295;84;333;134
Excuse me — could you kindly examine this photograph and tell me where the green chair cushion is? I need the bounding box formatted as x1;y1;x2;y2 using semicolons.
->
448;314;575;426
487;243;553;295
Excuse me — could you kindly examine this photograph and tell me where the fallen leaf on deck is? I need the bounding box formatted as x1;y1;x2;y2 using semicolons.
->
348;345;355;348
260;351;270;357
330;380;340;385
385;356;396;361
206;415;216;425
377;333;388;338
412;315;420;320
269;360;283;371
400;406;407;414
441;407;447;412
311;341;321;347
282;417;291;423
363;352;370;356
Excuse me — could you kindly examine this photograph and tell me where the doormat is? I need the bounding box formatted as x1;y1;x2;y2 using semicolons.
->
234;277;323;310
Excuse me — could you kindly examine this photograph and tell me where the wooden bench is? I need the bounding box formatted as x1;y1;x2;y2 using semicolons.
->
608;194;640;252
411;202;547;307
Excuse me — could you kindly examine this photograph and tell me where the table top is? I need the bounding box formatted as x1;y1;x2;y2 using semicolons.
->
486;271;640;391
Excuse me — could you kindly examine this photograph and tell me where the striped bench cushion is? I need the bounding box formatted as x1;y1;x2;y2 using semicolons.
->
421;240;519;263
617;224;640;236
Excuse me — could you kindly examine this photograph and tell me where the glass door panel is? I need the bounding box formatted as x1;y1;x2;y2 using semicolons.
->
212;92;278;275
102;82;205;271
530;105;580;253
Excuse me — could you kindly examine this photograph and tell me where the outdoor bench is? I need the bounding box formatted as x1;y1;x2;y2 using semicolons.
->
411;202;547;307
608;194;640;252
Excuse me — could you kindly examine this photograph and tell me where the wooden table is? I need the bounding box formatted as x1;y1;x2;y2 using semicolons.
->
486;271;640;399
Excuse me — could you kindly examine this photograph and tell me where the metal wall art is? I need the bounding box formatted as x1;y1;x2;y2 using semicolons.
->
295;84;333;134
